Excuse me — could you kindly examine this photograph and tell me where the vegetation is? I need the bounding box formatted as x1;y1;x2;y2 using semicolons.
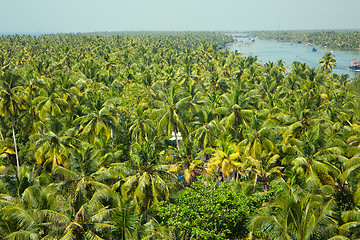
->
157;176;273;239
255;31;360;49
0;31;360;239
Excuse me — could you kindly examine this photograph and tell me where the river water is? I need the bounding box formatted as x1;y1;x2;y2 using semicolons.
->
229;38;360;78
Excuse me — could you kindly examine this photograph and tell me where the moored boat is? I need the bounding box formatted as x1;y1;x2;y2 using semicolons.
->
349;59;360;71
312;47;317;52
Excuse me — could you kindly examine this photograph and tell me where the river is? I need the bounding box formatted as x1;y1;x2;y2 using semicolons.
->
228;38;360;78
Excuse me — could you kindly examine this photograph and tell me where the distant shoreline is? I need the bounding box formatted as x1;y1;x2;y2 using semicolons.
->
251;31;360;51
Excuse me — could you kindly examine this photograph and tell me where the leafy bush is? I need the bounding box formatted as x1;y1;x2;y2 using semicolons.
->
156;176;269;239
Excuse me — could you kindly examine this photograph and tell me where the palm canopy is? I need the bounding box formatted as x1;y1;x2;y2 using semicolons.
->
250;180;338;240
75;90;116;144
33;129;78;170
115;141;176;211
0;69;25;178
239;113;281;191
190;107;224;150
206;135;244;181
0;32;359;239
33;86;68;122
129;103;155;143
216;86;257;139
282;122;345;190
0;69;25;117
319;53;337;72
151;83;189;149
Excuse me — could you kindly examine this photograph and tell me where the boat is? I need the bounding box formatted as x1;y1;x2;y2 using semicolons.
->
349;59;360;71
312;47;317;52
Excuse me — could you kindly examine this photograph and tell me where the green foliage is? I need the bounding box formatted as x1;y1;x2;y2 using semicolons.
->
157;176;269;239
250;180;339;240
0;31;360;239
256;31;360;50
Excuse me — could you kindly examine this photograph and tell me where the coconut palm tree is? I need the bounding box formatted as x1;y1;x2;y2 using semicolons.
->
250;180;339;240
52;186;114;240
282;122;345;190
0;69;25;178
239;114;281;191
115;141;176;211
190;107;225;150
48;164;116;239
337;209;360;239
33;129;78;170
75;90;116;144
129;103;155;143
151;83;189;149
216;86;256;140
32;78;68;122
0;172;61;239
110;194;140;240
319;53;337;72
206;135;244;182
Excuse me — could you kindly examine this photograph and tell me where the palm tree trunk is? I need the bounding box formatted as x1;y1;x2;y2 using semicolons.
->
0;129;4;141
254;174;258;190
111;128;114;149
264;178;269;193
235;110;239;140
174;130;180;150
11;116;20;178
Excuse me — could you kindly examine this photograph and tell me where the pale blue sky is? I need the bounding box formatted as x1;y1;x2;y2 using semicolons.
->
0;0;359;33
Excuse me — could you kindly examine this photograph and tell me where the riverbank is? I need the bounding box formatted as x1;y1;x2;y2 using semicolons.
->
228;37;360;78
251;31;360;51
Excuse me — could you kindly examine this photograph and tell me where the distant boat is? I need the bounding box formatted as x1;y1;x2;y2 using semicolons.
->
349;59;360;71
312;47;317;52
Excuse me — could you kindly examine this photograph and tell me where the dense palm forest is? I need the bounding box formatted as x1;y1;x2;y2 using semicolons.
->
255;31;360;49
1;32;360;239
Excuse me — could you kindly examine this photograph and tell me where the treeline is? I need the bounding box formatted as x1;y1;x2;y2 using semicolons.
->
255;30;360;49
0;32;360;239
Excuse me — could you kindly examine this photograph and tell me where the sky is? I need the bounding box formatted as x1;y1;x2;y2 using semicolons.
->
0;0;359;33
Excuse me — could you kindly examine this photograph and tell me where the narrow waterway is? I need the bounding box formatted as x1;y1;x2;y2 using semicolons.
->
229;38;360;78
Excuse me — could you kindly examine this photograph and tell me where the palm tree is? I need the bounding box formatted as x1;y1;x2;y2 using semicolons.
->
339;126;360;206
33;85;68;122
49;165;116;239
129;104;155;143
0;69;25;178
216;86;256;140
337;210;360;239
151;83;189;149
75;90;116;144
250;180;339;240
282;122;344;190
170;136;204;183
190;106;224;150
115;141;176;211
0;172;61;239
0;195;42;239
110;194;140;240
319;53;337;72
53;186;114;240
206;135;244;182
33;129;77;170
239;114;281;191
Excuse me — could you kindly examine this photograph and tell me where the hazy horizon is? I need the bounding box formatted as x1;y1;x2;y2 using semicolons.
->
1;0;359;34
2;28;360;36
